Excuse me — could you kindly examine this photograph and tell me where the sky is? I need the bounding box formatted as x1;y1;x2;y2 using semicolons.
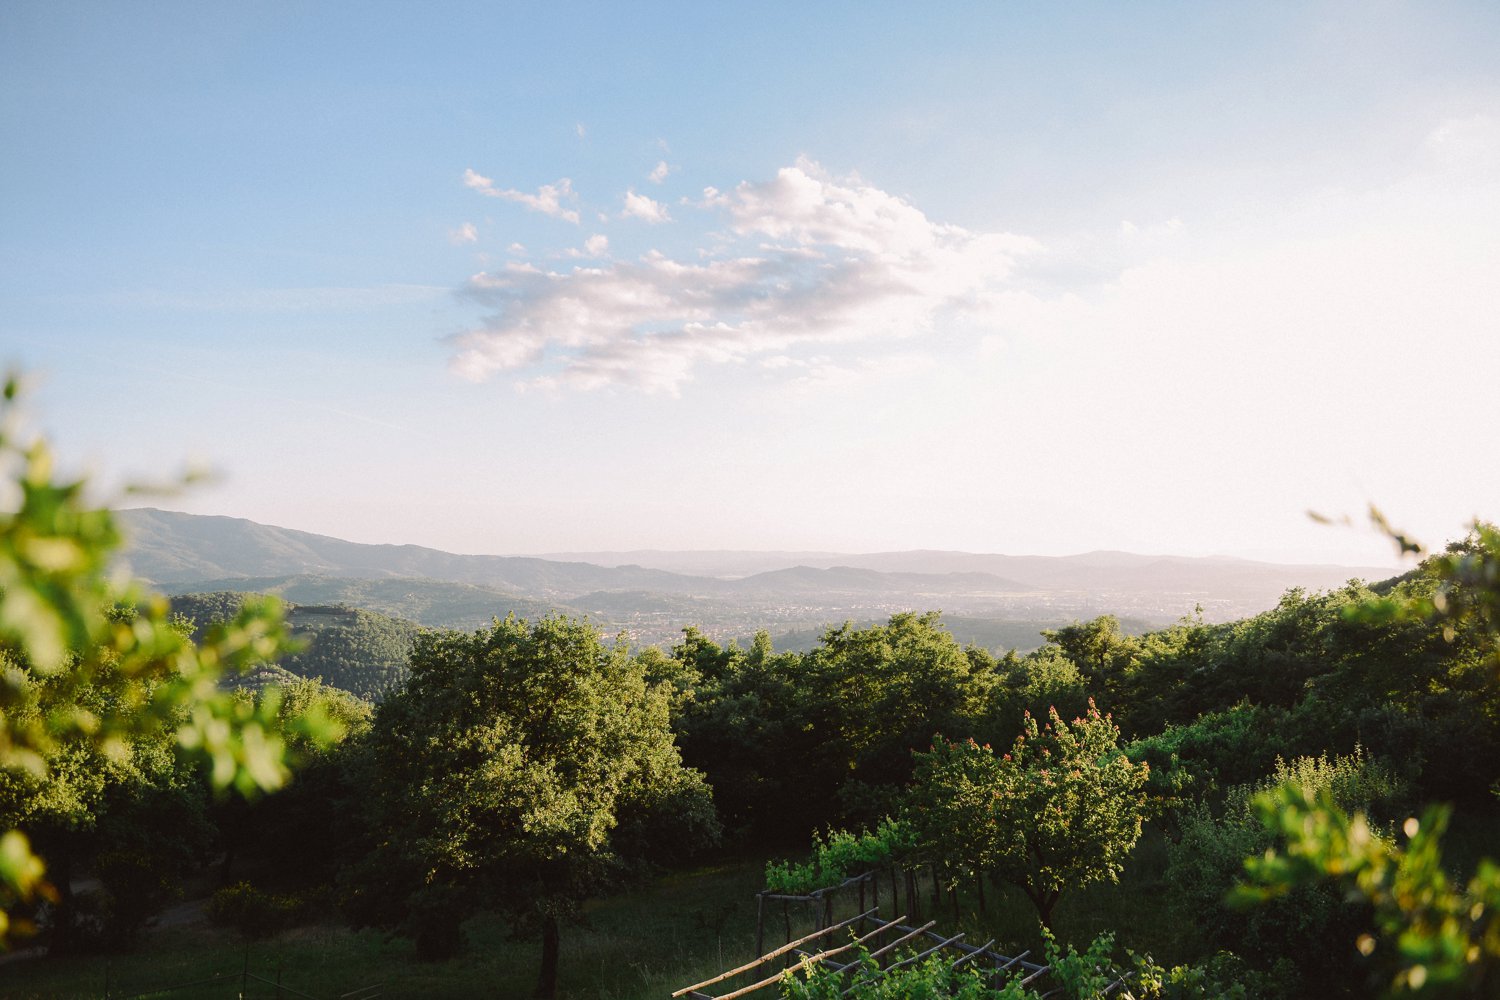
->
2;1;1497;568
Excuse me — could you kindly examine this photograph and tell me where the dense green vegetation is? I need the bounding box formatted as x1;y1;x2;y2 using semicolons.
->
162;573;575;631
4;390;1498;997
171;592;421;700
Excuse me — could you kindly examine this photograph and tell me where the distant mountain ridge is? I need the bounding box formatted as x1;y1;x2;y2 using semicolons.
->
117;509;1038;598
117;509;1398;647
534;546;1391;601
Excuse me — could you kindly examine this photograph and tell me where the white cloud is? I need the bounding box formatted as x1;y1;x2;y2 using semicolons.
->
584;234;609;256
575;122;587;139
621;189;671;224
449;222;478;244
649;160;672;184
448;159;1038;393
463;168;581;224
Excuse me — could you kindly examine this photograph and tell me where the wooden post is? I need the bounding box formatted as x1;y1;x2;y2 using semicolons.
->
755;893;765;959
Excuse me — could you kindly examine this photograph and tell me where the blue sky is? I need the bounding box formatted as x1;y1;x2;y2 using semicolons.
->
3;1;1497;565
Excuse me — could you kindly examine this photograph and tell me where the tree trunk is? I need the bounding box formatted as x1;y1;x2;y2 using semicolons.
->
535;913;560;999
1036;891;1058;933
975;874;987;915
1020;883;1059;934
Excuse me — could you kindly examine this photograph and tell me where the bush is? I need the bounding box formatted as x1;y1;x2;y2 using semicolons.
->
765;818;913;894
206;882;303;939
1165;749;1403;988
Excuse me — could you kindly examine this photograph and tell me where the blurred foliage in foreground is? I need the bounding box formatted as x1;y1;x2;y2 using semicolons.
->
0;375;339;945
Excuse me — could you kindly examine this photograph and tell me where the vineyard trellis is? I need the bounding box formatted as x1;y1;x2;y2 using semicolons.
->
672;865;1073;1000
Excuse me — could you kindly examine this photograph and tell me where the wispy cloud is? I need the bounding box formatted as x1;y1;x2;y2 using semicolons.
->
649;160;672;183
448;158;1039;393
463;168;580;224
449;222;479;244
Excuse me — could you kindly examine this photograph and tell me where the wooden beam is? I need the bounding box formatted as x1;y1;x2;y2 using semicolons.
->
708;919;898;1000
862;920;938;963
949;939;995;969
670;909;882;998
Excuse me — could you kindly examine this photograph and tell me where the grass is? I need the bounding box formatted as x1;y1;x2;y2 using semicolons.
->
2;818;1376;999
0;860;770;1000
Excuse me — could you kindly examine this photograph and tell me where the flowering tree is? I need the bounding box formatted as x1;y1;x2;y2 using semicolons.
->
908;702;1148;929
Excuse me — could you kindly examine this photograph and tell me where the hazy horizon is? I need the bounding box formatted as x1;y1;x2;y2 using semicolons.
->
5;3;1497;569
117;504;1402;573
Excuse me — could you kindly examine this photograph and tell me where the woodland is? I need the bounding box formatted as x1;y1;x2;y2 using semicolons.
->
1;382;1497;1000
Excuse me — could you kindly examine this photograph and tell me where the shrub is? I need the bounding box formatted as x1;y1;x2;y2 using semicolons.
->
1165;749;1404;985
206;881;302;939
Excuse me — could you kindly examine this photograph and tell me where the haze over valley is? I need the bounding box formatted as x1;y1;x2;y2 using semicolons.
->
120;507;1394;650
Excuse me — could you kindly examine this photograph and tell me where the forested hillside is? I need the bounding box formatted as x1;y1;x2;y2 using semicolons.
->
161;574;573;630
170;593;421;701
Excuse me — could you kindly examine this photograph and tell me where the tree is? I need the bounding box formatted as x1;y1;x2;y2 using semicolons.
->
351;614;717;998
806;612;992;821
908;702;1148;930
0;376;336;945
1041;616;1138;710
1228;515;1500;997
672;628;826;840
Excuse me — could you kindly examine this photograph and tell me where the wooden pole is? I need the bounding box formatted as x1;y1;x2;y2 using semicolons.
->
710;920;895;1000
755;893;765;958
671;909;880;998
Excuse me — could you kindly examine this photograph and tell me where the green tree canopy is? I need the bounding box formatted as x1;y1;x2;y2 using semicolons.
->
908;702;1148;930
351;614;717;998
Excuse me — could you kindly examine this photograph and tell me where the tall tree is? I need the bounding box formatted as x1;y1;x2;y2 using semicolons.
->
806;612;991;820
352;615;717;999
